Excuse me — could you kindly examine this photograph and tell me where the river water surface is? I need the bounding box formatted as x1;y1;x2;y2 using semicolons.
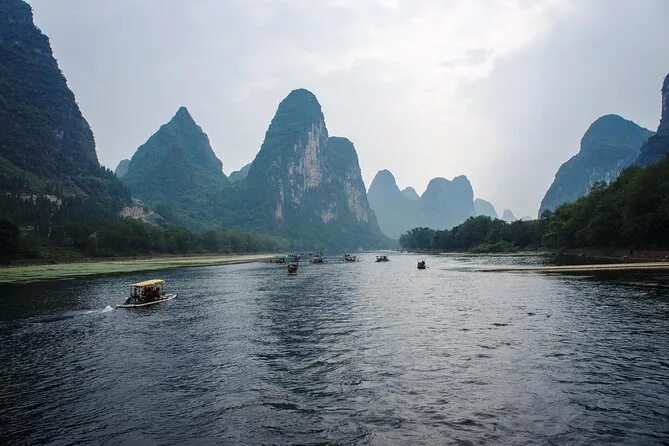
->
1;253;668;444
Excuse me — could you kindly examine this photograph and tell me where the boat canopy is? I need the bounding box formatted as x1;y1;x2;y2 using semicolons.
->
130;279;165;287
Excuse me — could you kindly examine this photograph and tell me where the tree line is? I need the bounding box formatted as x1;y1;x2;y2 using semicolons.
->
0;192;289;262
400;155;669;252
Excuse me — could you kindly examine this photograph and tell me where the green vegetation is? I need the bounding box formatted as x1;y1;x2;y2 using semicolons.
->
401;156;669;252
121;107;228;231
229;89;390;251
0;253;276;284
0;208;289;262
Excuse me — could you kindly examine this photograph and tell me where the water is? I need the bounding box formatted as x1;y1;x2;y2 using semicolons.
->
1;253;668;445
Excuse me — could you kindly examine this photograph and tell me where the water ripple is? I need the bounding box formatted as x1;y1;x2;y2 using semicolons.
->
0;254;668;444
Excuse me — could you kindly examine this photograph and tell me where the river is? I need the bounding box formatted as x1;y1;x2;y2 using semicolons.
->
1;253;667;444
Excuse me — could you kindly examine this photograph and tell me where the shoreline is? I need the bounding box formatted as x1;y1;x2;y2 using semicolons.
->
0;253;278;285
479;262;669;273
413;248;669;263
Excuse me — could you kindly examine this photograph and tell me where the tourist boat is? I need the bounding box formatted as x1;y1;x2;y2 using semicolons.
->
417;260;427;269
344;254;357;262
375;255;389;262
117;279;177;308
310;255;325;264
288;263;299;274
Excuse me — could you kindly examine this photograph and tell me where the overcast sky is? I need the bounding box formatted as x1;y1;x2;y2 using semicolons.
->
30;0;669;217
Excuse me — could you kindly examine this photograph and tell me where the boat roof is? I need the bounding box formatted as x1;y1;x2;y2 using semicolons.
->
130;279;165;287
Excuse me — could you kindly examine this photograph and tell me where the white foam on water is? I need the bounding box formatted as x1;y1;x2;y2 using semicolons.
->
102;306;114;313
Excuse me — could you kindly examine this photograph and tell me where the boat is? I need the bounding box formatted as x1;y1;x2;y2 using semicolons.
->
344;254;357;262
117;279;177;308
271;256;287;264
288;263;299;274
310;255;325;264
417;260;427;269
375;255;389;262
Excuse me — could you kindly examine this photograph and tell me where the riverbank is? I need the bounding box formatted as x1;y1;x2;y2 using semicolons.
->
479;262;669;273
0;253;277;285
557;248;669;262
411;247;669;262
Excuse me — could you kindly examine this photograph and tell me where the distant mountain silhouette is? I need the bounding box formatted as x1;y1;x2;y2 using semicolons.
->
114;159;130;178
401;187;420;201
367;170;417;238
368;169;476;238
501;209;516;222
474;198;498;218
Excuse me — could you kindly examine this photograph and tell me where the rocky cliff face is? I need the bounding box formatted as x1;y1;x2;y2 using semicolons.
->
474;198;498;218
0;0;128;213
637;73;669;166
114;159;130;178
122;107;227;229
540;114;653;214
368;169;477;238
0;0;99;178
240;89;385;249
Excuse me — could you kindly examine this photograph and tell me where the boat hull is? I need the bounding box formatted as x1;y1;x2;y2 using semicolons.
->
117;293;178;308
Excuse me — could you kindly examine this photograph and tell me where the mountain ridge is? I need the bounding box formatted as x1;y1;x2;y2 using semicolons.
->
232;89;386;249
367;169;482;238
121;106;227;230
540;114;653;215
0;0;129;210
636;73;669;166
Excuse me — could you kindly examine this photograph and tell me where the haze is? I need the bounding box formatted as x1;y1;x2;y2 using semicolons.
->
29;0;669;217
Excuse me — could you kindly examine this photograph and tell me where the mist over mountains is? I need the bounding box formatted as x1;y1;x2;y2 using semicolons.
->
367;169;502;239
118;89;387;250
1;0;668;258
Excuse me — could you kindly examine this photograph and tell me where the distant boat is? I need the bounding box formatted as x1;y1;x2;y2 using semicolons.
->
288;263;299;275
117;279;177;308
417;260;427;269
310;255;325;264
271;256;287;264
344;254;357;262
375;255;389;262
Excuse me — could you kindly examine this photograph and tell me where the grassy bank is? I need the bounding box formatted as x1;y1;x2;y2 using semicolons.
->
479;262;669;273
0;253;277;285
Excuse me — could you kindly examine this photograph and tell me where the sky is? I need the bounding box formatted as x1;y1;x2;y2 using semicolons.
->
30;0;669;217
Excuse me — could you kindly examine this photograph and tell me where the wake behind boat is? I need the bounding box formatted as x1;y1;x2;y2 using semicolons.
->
117;279;177;308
